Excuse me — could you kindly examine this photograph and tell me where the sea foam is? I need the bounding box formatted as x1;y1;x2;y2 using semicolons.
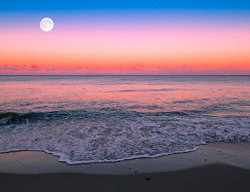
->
0;110;249;164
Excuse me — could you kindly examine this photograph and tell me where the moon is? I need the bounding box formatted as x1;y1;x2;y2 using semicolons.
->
40;17;54;32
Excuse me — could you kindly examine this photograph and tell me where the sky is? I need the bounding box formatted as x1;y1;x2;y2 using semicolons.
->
0;0;250;75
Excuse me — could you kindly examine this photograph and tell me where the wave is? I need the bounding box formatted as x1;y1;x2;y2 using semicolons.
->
0;111;64;125
0;109;249;164
0;110;192;126
107;88;180;93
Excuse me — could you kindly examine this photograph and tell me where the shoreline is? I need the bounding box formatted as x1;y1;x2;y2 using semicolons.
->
1;142;250;192
0;142;249;174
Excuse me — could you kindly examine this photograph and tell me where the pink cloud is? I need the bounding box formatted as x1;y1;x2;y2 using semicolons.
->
0;66;249;75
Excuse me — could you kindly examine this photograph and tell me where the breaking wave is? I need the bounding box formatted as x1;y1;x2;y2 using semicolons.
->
0;109;249;164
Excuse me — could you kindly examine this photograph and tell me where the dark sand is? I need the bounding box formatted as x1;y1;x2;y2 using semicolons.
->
0;143;250;192
1;163;250;192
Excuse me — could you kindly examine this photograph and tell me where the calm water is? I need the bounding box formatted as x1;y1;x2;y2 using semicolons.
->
0;75;249;163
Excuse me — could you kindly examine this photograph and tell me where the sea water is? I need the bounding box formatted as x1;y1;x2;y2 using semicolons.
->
0;75;249;163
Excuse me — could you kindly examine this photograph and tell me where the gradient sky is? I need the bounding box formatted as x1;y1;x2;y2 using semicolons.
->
0;0;250;75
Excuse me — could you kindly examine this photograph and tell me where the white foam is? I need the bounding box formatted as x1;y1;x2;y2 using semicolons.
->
0;112;249;164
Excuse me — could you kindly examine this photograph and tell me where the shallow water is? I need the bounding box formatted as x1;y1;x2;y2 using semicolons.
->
0;75;249;163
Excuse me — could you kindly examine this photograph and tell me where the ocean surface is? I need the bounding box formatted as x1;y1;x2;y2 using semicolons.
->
0;75;249;164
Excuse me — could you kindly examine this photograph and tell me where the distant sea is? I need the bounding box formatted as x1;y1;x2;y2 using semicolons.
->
0;75;249;164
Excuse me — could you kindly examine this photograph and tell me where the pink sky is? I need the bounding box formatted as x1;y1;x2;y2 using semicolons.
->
0;13;249;75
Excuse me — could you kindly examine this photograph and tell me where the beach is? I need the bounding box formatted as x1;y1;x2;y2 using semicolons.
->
1;0;250;189
0;75;249;191
0;142;250;192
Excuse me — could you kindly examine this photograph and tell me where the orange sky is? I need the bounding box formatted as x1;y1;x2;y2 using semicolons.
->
0;21;250;74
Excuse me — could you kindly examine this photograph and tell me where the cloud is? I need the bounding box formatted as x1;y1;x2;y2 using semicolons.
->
0;66;249;75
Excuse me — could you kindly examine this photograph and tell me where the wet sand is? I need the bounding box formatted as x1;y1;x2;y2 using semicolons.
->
0;143;249;192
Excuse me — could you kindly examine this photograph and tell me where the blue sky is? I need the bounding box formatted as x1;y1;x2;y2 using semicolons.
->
0;0;250;75
1;0;250;11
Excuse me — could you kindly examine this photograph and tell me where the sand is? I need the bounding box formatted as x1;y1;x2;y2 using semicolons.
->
0;142;250;192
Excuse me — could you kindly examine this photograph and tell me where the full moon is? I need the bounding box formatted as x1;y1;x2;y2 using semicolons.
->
40;17;54;32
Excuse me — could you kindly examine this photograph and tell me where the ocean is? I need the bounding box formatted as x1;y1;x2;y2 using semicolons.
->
0;75;249;164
